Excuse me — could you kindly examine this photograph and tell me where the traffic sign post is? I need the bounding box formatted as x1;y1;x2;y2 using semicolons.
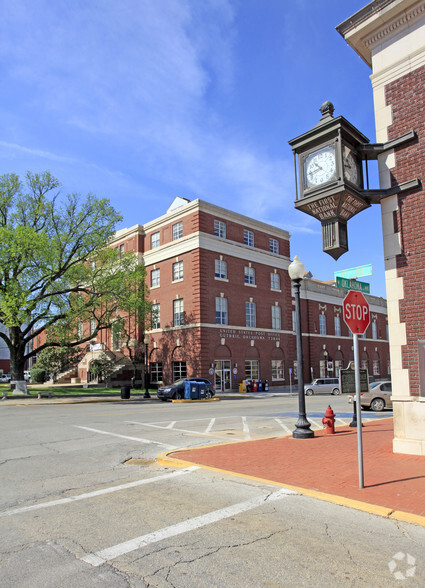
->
343;290;370;489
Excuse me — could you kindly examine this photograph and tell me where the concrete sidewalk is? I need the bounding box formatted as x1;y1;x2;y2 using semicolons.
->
159;418;425;527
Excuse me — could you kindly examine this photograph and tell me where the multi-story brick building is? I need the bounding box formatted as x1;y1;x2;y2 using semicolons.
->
76;196;389;391
337;0;425;454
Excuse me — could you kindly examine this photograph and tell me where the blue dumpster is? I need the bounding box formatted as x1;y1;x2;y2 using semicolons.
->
258;380;263;392
184;380;192;399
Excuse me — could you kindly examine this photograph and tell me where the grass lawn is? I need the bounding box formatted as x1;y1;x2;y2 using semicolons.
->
0;384;157;397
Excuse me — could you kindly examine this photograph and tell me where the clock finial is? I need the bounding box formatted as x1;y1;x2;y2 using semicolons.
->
320;101;335;118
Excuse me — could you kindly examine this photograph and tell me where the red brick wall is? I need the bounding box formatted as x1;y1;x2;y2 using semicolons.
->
385;64;425;395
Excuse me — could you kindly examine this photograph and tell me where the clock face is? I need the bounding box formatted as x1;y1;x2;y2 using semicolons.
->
343;147;360;186
304;146;336;188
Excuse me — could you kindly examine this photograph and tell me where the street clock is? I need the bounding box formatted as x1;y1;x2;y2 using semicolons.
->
288;101;419;260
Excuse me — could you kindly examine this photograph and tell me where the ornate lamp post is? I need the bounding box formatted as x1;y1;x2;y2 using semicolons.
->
143;335;150;399
288;256;314;439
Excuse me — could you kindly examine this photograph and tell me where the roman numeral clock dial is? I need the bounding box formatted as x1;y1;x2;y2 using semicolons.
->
304;145;336;188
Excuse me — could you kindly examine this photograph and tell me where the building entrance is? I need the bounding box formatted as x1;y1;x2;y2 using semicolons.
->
214;360;231;392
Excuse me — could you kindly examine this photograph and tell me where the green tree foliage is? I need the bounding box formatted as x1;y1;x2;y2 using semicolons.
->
89;352;115;383
35;346;84;382
0;171;151;380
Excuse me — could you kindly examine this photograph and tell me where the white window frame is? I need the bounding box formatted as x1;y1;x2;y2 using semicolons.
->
151;232;160;249
245;360;259;380
151;303;160;329
272;305;281;330
215;259;227;279
215;297;228;325
271;359;284;380
372;321;377;339
214;220;226;239
173;260;183;281
172;222;183;240
269;238;279;254
373;359;380;376
173;361;187;381
244;229;254;247
319;314;326;335
334;316;341;337
270;272;280;290
150;362;163;383
244;266;255;285
151;268;160;288
173;299;184;326
246;301;256;327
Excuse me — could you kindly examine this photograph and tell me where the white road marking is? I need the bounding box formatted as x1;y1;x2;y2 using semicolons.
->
165;421;177;429
336;418;348;426
242;416;251;439
81;488;297;567
274;418;292;434
126;420;244;441
204;418;215;433
0;468;199;517
308;419;323;429
73;426;176;450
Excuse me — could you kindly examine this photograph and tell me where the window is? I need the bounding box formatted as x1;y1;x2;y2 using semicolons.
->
373;359;380;376
151;268;160;288
120;244;125;256
293;361;298;379
320;360;326;377
173;299;184;326
244;266;255;285
173;261;183;281
334;316;341;337
91;261;96;271
335;359;343;377
361;359;368;371
246;301;256;327
292;310;296;332
215;259;227;279
216;297;228;325
244;229;254;247
245;360;259;380
77;321;83;339
214;220;226;238
172;222;183;240
151;304;160;329
270;272;280;290
90;319;96;336
173;361;187;381
372;321;377;339
319;314;326;335
151;232;160;249
269;238;279;254
112;327;121;351
272;359;284;380
272;305;281;330
150;362;163;384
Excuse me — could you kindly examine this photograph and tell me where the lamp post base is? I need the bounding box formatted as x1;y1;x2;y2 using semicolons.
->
293;417;315;439
144;391;151;399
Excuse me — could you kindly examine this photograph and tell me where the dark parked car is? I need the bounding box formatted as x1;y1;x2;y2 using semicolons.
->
157;378;215;401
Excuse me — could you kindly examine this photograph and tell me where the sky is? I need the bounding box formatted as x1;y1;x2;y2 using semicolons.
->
0;0;387;298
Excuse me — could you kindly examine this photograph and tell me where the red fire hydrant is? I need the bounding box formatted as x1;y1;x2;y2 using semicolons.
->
322;405;335;434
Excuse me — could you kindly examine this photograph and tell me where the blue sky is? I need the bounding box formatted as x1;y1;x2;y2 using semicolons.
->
0;0;386;297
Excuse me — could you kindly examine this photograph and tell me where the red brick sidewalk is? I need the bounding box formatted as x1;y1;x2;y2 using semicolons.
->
168;418;425;519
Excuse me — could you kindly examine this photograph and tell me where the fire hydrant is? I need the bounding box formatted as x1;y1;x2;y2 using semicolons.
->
322;405;335;434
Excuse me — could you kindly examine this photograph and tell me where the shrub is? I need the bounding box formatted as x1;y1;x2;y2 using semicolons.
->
30;367;46;383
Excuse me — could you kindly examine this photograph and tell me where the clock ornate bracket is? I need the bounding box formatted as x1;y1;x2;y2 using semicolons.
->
288;102;421;260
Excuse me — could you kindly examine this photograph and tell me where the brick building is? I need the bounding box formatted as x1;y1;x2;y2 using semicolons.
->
337;0;425;454
75;196;389;391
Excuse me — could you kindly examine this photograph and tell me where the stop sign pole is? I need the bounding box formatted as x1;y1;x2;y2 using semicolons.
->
343;290;370;489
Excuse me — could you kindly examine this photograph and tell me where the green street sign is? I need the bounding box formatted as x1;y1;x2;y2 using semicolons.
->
335;276;370;293
334;264;372;280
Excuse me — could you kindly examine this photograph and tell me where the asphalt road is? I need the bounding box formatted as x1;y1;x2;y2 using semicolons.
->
1;395;424;587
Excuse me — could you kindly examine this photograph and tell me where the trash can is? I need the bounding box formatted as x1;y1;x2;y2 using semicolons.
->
257;380;263;392
121;386;130;399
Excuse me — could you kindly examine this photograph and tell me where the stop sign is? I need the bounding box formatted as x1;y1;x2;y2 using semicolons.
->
343;290;370;334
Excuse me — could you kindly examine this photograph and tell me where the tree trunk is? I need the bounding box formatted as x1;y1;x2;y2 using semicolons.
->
9;327;27;381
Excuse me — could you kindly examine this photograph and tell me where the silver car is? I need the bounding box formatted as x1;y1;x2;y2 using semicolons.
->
304;378;341;396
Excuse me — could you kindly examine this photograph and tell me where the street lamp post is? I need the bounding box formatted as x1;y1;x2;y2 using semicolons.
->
288;256;314;439
143;335;150;399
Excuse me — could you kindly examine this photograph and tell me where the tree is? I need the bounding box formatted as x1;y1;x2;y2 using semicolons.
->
35;346;85;382
89;352;115;384
0;171;151;380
